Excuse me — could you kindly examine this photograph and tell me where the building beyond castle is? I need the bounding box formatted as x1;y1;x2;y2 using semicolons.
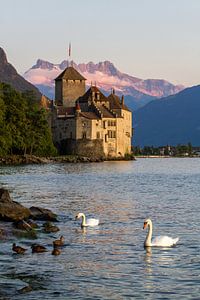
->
51;65;132;158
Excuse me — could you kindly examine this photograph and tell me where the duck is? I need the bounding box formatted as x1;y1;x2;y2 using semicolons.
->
53;236;64;247
51;244;61;256
143;218;179;247
31;244;47;253
43;221;59;233
75;212;99;227
12;243;27;254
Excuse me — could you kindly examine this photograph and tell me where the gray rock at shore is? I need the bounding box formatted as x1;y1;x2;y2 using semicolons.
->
0;188;31;221
29;206;58;221
0;188;58;224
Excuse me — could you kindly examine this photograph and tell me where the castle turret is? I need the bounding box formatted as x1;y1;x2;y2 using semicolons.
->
75;101;81;116
55;66;86;107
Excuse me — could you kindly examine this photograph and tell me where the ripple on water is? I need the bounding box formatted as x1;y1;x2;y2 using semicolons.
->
0;158;200;299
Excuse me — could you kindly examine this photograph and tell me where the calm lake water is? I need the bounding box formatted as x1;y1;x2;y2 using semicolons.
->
0;158;200;299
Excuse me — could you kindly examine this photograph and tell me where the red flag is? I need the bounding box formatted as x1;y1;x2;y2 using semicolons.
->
69;43;71;57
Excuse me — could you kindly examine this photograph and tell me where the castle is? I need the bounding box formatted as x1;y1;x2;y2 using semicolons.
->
51;65;132;158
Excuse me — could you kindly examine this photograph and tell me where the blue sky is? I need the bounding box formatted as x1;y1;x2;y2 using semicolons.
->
1;0;200;86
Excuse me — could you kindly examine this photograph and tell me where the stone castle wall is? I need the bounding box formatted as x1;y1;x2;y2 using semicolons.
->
55;80;62;105
56;79;85;107
59;139;104;158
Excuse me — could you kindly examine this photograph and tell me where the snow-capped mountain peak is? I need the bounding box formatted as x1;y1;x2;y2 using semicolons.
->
23;59;184;109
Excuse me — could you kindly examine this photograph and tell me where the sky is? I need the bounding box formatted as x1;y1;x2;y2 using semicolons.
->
1;0;200;87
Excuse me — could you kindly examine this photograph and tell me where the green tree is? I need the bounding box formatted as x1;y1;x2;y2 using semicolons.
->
0;83;56;156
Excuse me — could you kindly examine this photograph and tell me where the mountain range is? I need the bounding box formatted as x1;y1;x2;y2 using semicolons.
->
23;59;184;110
0;47;41;100
133;85;200;147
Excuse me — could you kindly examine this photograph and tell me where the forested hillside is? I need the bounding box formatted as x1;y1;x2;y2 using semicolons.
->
0;83;56;156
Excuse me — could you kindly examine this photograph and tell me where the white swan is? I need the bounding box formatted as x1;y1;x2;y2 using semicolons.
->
143;218;179;247
75;213;99;227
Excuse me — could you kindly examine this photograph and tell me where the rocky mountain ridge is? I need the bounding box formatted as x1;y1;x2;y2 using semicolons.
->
23;59;184;109
0;47;41;100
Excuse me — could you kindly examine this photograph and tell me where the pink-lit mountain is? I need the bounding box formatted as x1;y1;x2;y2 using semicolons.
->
23;59;184;110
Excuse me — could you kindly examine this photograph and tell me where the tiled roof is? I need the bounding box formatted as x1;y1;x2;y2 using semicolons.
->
96;104;116;118
78;86;108;103
55;66;86;81
108;93;130;111
57;106;75;116
80;112;99;120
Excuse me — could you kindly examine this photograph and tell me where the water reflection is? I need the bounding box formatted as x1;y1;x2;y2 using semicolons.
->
144;246;152;273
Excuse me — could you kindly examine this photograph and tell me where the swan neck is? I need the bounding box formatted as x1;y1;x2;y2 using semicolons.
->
81;214;86;226
145;222;152;247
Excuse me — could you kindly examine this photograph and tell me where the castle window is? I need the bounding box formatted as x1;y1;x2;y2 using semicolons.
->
108;130;116;138
83;131;87;139
108;120;116;126
103;121;107;129
96;132;100;139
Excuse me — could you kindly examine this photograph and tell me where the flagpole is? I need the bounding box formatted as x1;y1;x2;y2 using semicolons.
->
69;42;72;67
67;44;68;68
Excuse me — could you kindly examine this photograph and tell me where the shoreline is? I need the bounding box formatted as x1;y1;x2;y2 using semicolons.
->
0;154;135;166
1;154;199;166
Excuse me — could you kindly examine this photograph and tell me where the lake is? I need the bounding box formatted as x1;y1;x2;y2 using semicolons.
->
0;158;200;299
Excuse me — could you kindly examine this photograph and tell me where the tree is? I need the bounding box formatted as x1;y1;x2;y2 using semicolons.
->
0;83;57;156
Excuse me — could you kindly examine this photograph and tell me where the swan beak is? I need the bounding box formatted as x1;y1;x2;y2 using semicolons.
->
143;223;147;229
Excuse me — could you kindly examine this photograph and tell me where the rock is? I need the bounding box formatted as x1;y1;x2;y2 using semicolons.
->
13;219;38;231
27;219;38;228
18;285;33;294
13;220;32;231
0;155;50;166
29;206;58;221
0;188;31;221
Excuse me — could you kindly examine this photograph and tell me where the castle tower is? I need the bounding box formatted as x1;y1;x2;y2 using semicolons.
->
55;66;86;107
